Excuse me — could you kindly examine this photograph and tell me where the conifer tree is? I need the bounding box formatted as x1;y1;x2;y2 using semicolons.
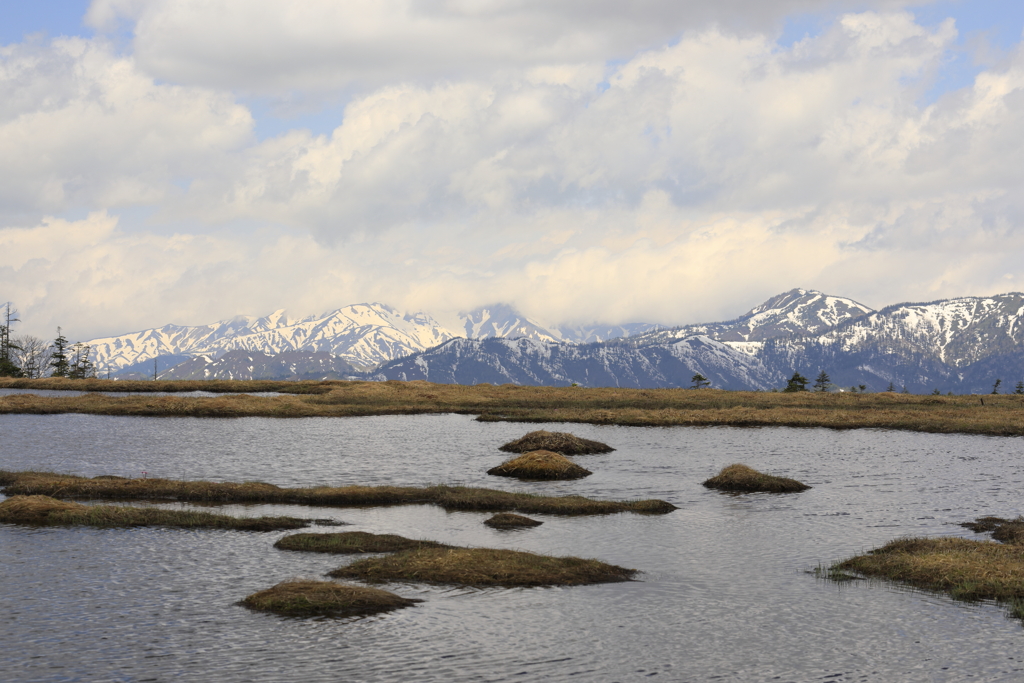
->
68;343;95;379
782;372;809;392
49;328;71;377
991;378;1002;395
690;373;711;389
1015;381;1024;395
813;370;831;392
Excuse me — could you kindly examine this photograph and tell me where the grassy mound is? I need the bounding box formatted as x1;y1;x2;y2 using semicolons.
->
0;471;675;516
833;536;1024;608
702;464;810;493
484;513;543;528
274;531;449;554
0;495;308;530
329;547;635;587
240;580;420;617
499;430;614;455
487;450;592;480
960;516;1024;544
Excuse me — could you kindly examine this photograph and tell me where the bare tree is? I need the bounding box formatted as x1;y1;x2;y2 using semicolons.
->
12;336;52;379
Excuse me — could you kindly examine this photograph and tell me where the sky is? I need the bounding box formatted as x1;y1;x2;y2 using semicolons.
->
2;0;1024;341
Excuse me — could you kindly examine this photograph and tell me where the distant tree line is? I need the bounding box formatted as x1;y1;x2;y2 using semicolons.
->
0;302;96;379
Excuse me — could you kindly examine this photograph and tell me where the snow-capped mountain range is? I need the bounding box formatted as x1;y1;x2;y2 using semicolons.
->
371;290;1024;393
88;302;660;375
88;288;1024;392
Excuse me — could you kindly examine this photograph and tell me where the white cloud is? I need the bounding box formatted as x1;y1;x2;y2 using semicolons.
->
5;7;1024;340
0;37;252;217
86;0;917;94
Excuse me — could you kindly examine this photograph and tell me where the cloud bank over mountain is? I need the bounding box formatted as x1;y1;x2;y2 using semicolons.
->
2;1;1023;341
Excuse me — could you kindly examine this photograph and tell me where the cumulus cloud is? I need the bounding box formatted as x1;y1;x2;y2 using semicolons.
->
0;37;252;218
4;6;1024;340
86;0;918;94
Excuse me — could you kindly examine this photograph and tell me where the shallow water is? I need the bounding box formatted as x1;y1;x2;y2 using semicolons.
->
2;414;1023;682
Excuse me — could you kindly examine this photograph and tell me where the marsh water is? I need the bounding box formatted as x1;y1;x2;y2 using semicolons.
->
2;412;1023;682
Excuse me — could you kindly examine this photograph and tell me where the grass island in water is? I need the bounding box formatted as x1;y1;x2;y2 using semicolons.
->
0;471;676;516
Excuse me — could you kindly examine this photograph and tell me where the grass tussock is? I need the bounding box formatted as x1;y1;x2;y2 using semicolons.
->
240;580;420;617
274;531;449;554
960;516;1024;544
484;513;543;528
834;536;1024;605
5;380;1024;437
328;546;636;587
499;430;614;455
0;471;675;516
0;495;308;530
487;450;592;480
702;464;810;493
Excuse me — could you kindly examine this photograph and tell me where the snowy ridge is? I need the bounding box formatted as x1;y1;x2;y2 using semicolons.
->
88;303;456;372
632;288;873;344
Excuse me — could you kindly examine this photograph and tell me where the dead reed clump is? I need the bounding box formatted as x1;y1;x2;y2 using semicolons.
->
240;580;421;617
702;464;810;493
483;513;543;528
274;531;449;554
0;495;309;530
499;430;614;455
329;547;636;587
0;495;87;522
833;536;1024;605
961;516;1024;544
487;450;592;480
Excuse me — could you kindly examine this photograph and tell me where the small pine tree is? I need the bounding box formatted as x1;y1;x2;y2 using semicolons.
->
901;385;909;394
1015;381;1024;395
68;343;95;379
991;378;1002;395
690;373;710;389
783;372;809;392
886;382;895;392
49;328;71;377
931;388;941;395
813;370;831;392
858;384;867;393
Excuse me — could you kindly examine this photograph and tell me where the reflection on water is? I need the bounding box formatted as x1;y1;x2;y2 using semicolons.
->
2;413;1024;682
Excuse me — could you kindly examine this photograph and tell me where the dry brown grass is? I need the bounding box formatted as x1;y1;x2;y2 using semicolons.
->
702;464;810;493
328;546;636;587
483;513;543;528
833;536;1024;605
3;381;1024;436
0;495;308;530
0;377;334;394
274;531;449;554
487;450;592;480
499;430;614;455
240;580;420;617
960;516;1024;544
0;471;675;516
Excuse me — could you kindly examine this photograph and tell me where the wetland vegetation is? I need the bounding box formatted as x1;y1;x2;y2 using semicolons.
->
499;430;614;454
702;464;811;493
274;531;449;554
4;378;1024;436
240;580;421;617
486;450;592;480
0;495;309;530
328;547;636;587
484;513;543;528
0;471;676;516
829;536;1024;619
